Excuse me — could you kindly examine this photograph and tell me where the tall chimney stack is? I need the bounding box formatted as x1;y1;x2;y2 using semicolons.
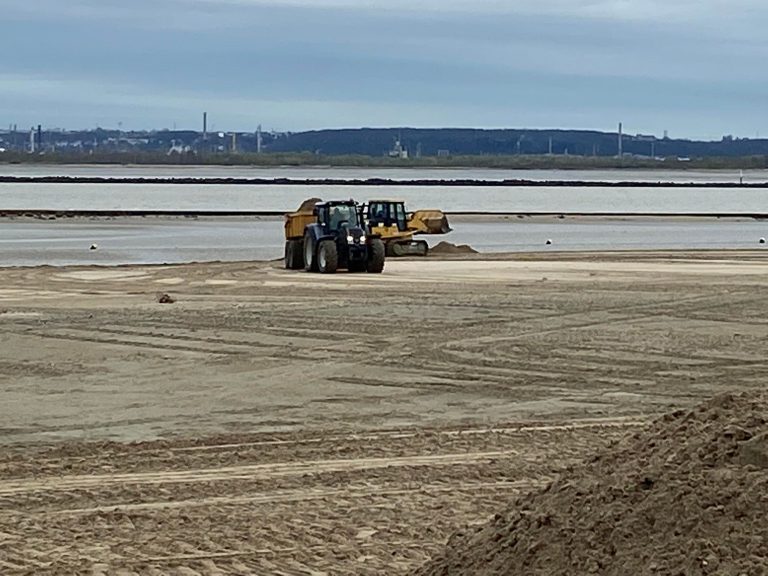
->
618;122;623;157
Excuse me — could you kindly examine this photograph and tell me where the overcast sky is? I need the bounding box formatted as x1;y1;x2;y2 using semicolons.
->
1;0;766;139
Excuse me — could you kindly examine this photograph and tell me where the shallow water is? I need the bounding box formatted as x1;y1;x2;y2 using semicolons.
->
1;217;765;267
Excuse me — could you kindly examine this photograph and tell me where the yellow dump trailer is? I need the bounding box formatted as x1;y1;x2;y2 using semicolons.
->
283;198;322;269
284;211;315;241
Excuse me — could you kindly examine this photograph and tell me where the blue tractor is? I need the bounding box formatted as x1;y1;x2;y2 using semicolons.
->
287;200;385;274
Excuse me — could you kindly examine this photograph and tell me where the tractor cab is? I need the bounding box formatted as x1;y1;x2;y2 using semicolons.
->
315;201;363;233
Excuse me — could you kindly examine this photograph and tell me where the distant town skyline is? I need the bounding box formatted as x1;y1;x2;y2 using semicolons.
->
2;0;766;140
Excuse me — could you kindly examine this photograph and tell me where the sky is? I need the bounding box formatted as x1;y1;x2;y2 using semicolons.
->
1;0;766;140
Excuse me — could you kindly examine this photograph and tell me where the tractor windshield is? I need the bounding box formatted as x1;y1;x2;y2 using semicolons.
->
328;205;359;230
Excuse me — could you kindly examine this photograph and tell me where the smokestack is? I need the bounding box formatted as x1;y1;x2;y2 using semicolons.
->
256;124;262;154
203;112;207;140
30;128;35;153
618;122;623;157
37;124;42;152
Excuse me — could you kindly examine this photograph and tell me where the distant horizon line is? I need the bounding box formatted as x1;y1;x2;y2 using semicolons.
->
0;125;760;143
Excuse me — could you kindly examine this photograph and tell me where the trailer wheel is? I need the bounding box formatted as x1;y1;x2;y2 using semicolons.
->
285;239;304;269
293;239;305;269
318;240;338;274
366;239;385;273
284;241;292;269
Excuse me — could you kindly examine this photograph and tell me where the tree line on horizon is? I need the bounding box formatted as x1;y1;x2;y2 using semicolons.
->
1;127;767;167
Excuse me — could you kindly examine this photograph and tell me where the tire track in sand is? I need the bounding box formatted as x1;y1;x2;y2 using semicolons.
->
49;479;542;515
0;450;520;496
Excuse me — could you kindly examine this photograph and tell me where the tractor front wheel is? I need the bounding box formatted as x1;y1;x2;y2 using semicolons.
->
366;239;385;273
318;240;338;274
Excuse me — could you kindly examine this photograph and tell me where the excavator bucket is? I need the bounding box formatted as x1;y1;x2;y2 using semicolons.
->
408;210;452;235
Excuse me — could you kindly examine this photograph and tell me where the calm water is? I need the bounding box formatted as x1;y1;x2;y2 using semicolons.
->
1;217;765;267
1;165;766;266
0;183;766;214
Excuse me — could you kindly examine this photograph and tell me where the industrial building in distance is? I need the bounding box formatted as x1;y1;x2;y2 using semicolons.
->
1;124;767;160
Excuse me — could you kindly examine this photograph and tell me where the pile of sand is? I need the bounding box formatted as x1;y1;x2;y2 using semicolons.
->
296;197;322;212
430;241;478;255
415;392;768;576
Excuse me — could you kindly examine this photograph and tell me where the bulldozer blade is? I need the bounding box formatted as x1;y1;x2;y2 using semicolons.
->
409;210;452;235
424;215;452;235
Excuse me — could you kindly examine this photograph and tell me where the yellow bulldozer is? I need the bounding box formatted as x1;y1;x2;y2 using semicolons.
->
364;199;451;257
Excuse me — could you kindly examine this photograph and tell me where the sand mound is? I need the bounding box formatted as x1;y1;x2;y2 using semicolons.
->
430;241;478;255
296;197;322;212
415;392;768;576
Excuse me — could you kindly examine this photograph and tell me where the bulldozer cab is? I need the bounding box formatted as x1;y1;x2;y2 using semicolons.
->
367;200;408;232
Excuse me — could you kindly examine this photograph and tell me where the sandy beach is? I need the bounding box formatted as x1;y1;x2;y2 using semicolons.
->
1;252;767;573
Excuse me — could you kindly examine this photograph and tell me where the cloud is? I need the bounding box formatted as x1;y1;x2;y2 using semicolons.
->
0;0;765;138
168;0;768;25
5;0;767;25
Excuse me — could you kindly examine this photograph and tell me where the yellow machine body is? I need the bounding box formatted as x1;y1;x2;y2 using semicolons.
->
365;200;451;256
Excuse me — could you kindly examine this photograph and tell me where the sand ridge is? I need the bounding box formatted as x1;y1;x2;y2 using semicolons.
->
415;392;768;575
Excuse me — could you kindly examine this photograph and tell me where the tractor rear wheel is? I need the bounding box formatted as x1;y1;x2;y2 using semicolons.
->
366;239;385;273
303;232;318;272
318;240;338;274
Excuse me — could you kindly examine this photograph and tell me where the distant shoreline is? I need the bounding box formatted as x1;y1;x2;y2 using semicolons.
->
1;210;765;220
2;175;767;188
